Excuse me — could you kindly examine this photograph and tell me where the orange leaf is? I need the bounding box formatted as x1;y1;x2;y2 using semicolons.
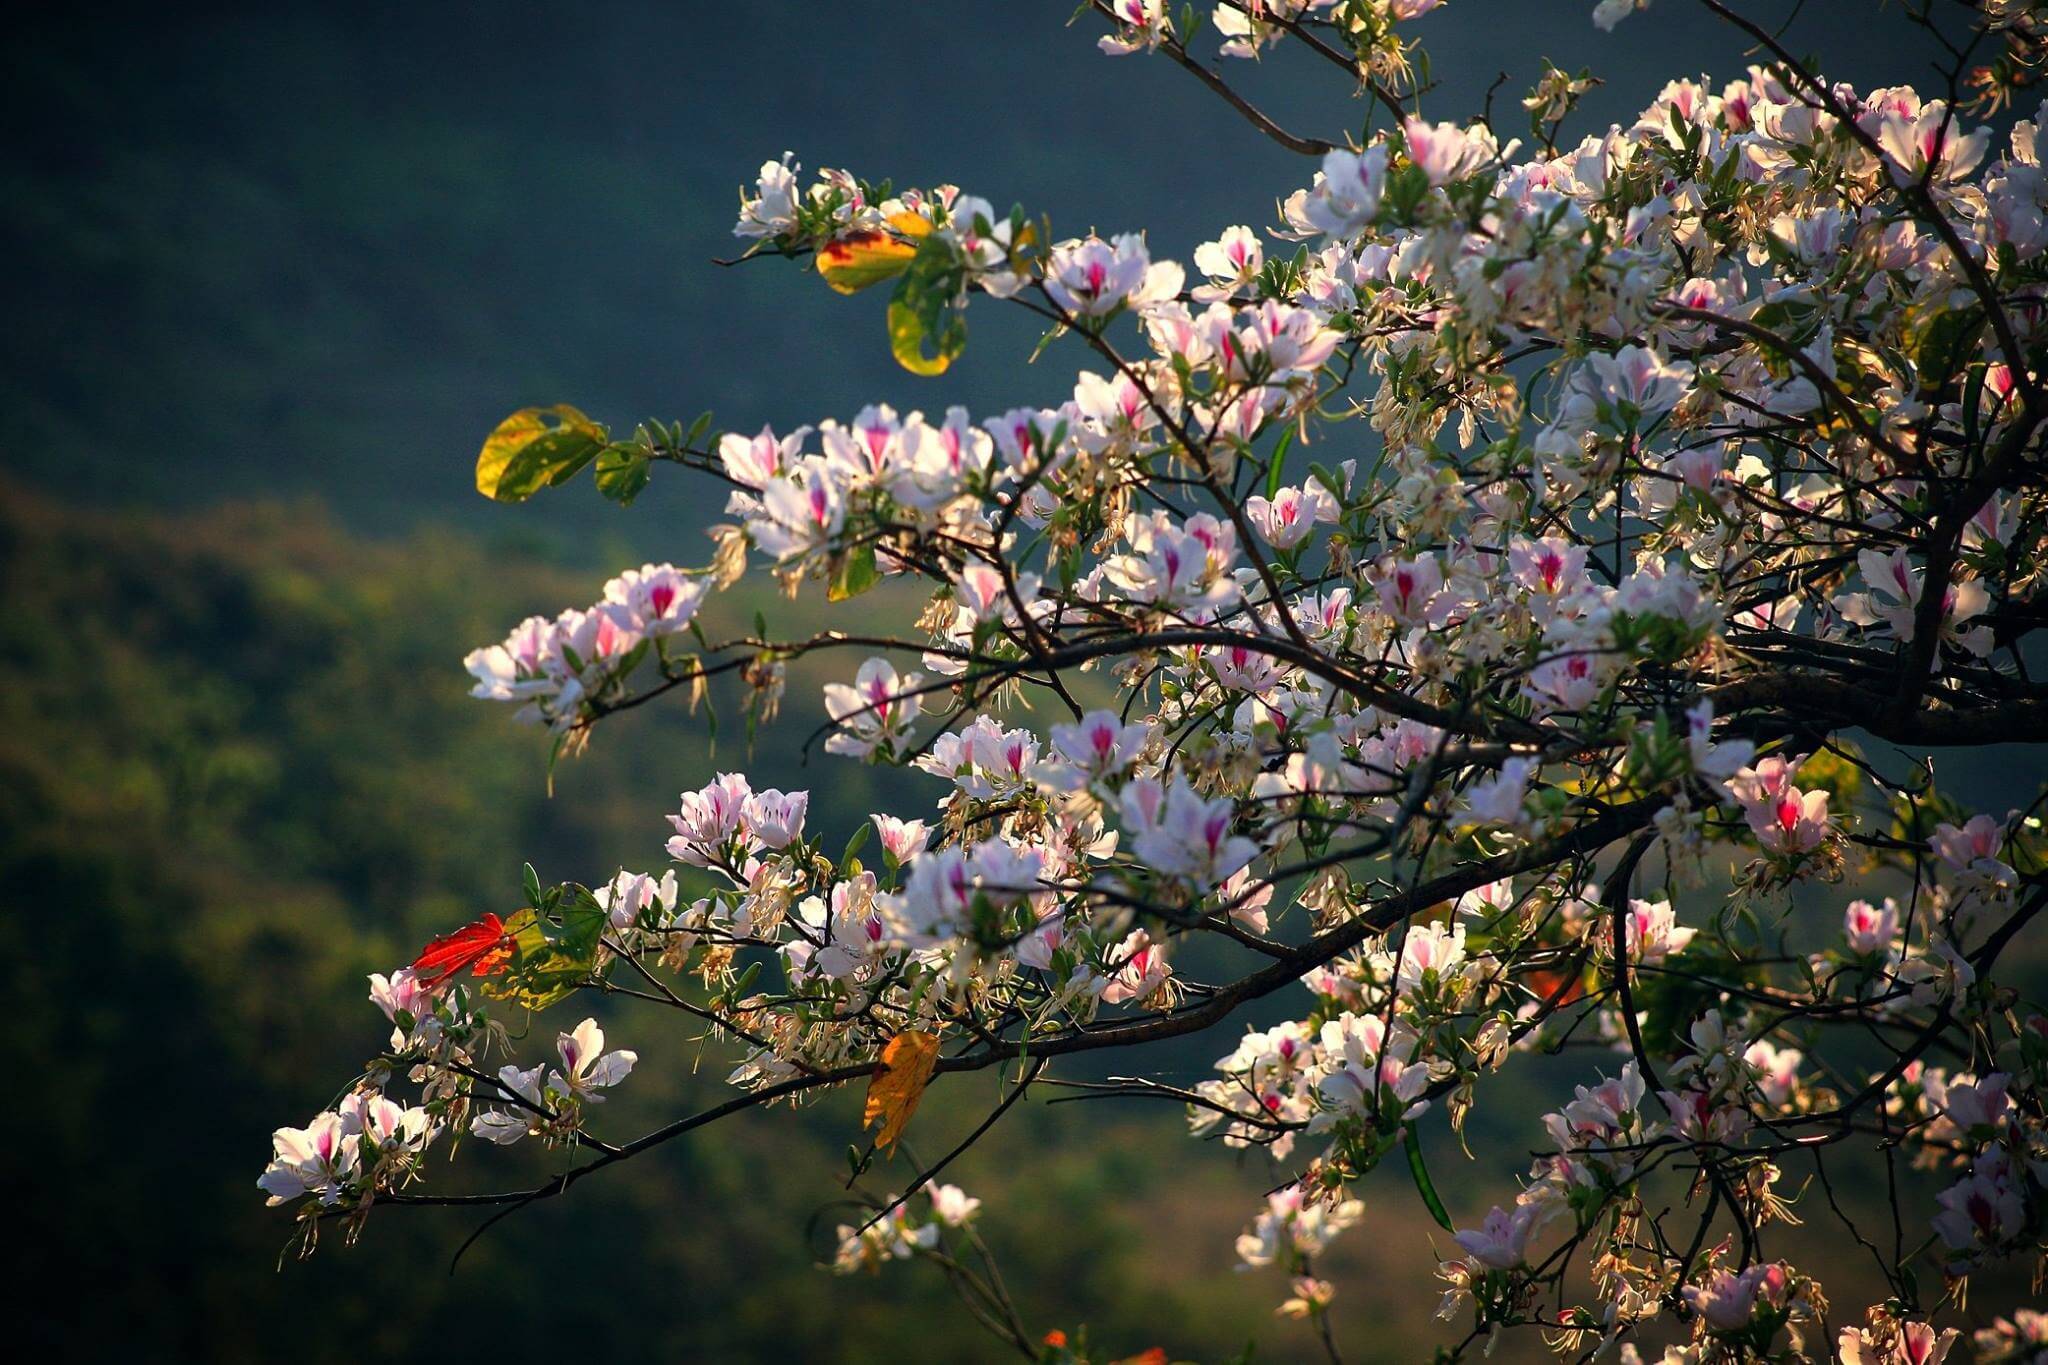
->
1525;964;1586;1007
1111;1351;1170;1365
862;1030;940;1153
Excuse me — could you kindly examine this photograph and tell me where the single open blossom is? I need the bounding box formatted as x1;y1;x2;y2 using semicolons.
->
733;152;799;239
742;787;808;849
719;423;808;490
1612;898;1695;966
258;1111;361;1206
1044;709;1152;790
1299;145;1390;238
1744;781;1831;856
602;563;706;638
928;1183;981;1227
871;813;931;862
1588;344;1693;417
1192;225;1263;301
1842;897;1900;955
1402;116;1500;185
1870;95;1989;187
551;1018;637;1102
823;658;924;759
1744;1039;1803;1107
1246;481;1338;550
1044;233;1181;318
1837;549;1993;657
1929;1072;2010;1132
1931;1151;2026;1262
1931;813;2008;874
1509;536;1588;599
1124;776;1258;891
1453;1202;1550;1270
1098;928;1172;1004
1096;0;1170;54
1838;1319;1959;1365
1465;757;1535;827
1684;1263;1790;1332
747;458;845;561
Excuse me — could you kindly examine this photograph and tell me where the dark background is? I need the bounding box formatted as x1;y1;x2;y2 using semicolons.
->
2;4;2017;1361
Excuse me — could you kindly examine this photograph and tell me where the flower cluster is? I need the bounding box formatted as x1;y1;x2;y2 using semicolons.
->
268;2;2048;1359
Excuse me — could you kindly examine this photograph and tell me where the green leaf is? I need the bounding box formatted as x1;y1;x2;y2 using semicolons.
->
828;543;881;602
477;891;609;1012
476;405;609;503
1916;307;1983;395
840;821;872;873
1403;1121;1455;1232
887;235;968;376
594;446;652;504
1264;427;1295;501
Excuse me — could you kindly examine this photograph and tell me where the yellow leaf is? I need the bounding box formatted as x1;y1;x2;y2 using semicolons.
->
885;211;934;239
815;223;924;295
862;1030;940;1153
475;404;606;501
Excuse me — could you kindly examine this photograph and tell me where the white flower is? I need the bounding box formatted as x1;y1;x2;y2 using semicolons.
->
734;153;800;239
1045;233;1182;317
258;1111;361;1206
1300;146;1390;239
929;1183;982;1226
823;658;924;759
551;1018;638;1102
1453;1203;1551;1269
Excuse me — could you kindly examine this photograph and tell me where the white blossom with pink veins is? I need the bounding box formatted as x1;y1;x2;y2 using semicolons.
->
732;152;799;239
1098;928;1172;1004
717;422;809;492
1298;145;1390;239
1453;1203;1553;1270
1842;897;1901;955
1246;481;1339;550
1683;1263;1789;1332
1837;1320;1958;1365
1044;233;1182;318
1191;225;1263;301
748;457;846;561
601;563;706;638
741;787;808;850
551;1018;637;1102
1612;898;1695;966
1123;776;1259;891
258;1111;361;1206
1042;709;1153;791
1095;0;1170;55
1402;116;1503;185
823;658;924;759
1838;548;1993;657
1587;344;1694;417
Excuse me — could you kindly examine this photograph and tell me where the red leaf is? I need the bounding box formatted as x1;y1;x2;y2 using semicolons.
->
412;913;513;986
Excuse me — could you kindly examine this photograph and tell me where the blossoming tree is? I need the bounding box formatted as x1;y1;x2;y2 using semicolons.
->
264;1;2048;1359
